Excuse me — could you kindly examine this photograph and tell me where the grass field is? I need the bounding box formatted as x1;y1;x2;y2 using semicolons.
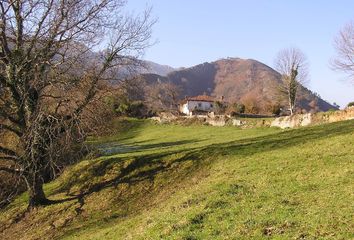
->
0;119;353;240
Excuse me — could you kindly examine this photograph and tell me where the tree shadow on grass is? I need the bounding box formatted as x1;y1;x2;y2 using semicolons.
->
88;118;149;144
1;120;351;240
206;119;354;158
51;138;204;197
28;120;354;240
49;145;208;216
50;120;354;210
96;139;201;156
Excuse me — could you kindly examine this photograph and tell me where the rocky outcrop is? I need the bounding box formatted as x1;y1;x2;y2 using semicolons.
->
206;116;227;126
271;113;313;129
271;107;354;129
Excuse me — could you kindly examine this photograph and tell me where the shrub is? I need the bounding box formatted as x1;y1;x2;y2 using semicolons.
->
264;103;282;115
347;102;354;107
236;103;245;113
115;100;153;118
214;101;227;114
227;102;245;114
241;94;261;114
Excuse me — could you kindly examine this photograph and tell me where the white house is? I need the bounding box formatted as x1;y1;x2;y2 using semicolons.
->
179;95;217;115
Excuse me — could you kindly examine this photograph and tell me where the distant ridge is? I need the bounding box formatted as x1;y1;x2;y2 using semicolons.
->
141;60;175;76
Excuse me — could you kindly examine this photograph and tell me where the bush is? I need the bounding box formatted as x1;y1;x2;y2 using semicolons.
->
214;101;227;114
241;94;261;114
244;102;260;114
270;104;282;115
236;103;245;114
227;102;245;114
262;101;283;115
347;102;354;108
0;170;26;208
115;100;153;118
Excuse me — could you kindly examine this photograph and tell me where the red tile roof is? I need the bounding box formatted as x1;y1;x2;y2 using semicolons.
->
179;95;228;105
186;95;215;102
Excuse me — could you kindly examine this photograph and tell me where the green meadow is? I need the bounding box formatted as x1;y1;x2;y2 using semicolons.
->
1;119;353;240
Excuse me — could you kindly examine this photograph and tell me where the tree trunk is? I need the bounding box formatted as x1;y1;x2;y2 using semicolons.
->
289;96;294;115
26;174;50;208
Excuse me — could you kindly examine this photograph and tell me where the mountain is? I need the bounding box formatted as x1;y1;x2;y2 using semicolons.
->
73;47;175;77
141;58;337;113
141;60;175;76
113;60;175;78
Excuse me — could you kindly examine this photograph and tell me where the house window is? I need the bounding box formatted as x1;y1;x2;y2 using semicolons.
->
198;103;202;107
210;104;213;108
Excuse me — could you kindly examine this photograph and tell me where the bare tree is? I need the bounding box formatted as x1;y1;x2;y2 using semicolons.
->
274;47;309;115
332;21;354;82
145;80;181;112
0;0;155;209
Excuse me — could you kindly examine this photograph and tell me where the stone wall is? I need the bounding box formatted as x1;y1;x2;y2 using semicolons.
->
206;116;227;126
271;113;312;129
271;107;354;129
151;107;354;129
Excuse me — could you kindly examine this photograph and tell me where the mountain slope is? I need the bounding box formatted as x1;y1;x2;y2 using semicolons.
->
142;58;337;113
1;119;353;239
142;60;175;76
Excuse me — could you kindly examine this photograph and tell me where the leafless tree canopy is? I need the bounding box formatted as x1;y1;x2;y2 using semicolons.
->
0;0;155;208
145;80;181;112
332;21;354;82
274;47;309;115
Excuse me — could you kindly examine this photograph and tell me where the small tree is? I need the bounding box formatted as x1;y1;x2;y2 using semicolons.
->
274;47;309;115
0;0;155;209
332;21;354;82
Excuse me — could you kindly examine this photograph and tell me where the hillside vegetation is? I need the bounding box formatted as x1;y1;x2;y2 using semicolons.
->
0;119;353;239
141;58;337;113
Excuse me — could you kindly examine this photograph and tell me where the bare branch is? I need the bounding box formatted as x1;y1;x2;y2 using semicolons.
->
0;166;22;174
274;47;309;115
331;21;354;82
0;123;22;136
0;145;18;158
0;2;11;62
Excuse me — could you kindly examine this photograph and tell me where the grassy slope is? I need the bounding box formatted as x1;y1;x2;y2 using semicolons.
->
0;119;353;240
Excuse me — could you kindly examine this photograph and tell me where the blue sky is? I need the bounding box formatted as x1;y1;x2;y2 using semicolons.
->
126;0;354;108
